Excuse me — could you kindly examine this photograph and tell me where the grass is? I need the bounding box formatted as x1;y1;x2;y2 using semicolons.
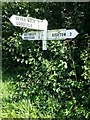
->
1;73;54;118
1;71;90;119
1;81;28;118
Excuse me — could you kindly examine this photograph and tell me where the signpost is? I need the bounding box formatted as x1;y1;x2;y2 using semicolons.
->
9;15;48;31
9;14;79;50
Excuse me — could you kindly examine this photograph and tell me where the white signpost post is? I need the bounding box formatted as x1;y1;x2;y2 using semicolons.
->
42;31;47;50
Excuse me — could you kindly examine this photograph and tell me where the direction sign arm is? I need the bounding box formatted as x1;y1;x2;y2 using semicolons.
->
66;29;79;39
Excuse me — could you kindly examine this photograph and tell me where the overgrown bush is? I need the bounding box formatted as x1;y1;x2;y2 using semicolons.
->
2;2;90;119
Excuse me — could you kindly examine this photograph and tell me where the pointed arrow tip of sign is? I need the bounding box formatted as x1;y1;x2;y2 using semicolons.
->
66;29;79;38
9;15;16;25
75;30;79;37
21;34;24;39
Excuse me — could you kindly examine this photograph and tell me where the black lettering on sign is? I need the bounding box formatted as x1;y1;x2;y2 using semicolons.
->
21;18;26;22
16;17;19;20
28;37;35;39
28;23;32;27
16;21;26;27
64;33;66;36
52;33;59;37
24;37;28;39
27;18;35;23
70;32;72;36
16;21;20;25
20;17;22;21
24;33;28;36
33;33;36;35
16;17;26;22
60;33;66;36
28;33;36;36
16;21;33;28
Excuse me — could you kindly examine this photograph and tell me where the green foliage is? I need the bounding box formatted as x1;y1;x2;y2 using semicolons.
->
2;2;90;119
